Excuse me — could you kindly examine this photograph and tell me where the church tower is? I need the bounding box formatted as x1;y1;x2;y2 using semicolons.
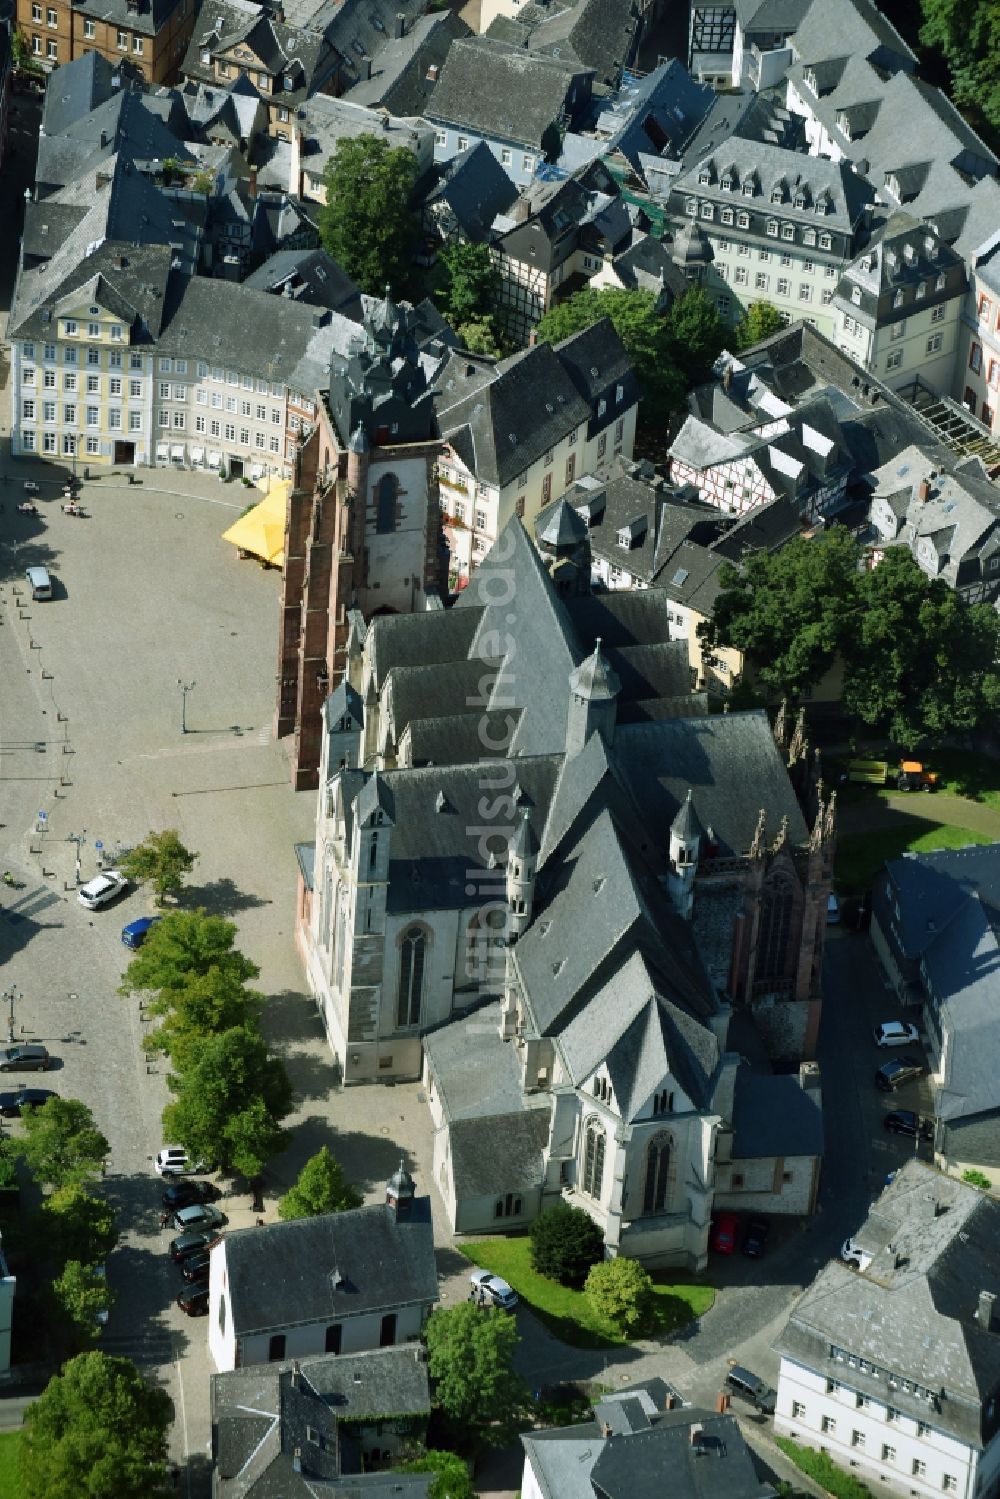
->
668;789;703;920
506;809;539;941
565;639;621;757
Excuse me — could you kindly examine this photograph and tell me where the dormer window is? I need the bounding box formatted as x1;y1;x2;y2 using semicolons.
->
685;197;697;217
815;197;830;215
617;529;632;550
720;207;734;225
700;203;714;220
781;223;794;240
283;75;294;90
936;272;946;291
803;228;816;247
851;286;861;305
766;218;779;237
698;170;711;186
860;255;872;272
893;289;904;308
819;232;832;250
742;180;755;197
720;174;733;190
925;237;938;260
903;244;915;264
794;194;806;209
771;185;784;203
737;211;750;229
916;281;927;299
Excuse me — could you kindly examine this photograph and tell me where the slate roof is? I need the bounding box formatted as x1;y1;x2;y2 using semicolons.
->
11;236;173;344
497;0;642;88
874;843;1000;1124
833;212;966;329
867;446;1000;592
343;10;471;116
243;247;363;318
731;1071;823;1158
424;142;518;242
220;1202;437;1339
775;1161;1000;1449
181;0;332;103
74;0;189;38
291;95;433;183
40;52;141;137
212;1348;431;1496
425;36;593;150
522;1402;771;1499
669;137;873;236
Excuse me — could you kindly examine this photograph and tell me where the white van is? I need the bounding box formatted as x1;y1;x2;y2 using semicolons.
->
25;566;53;600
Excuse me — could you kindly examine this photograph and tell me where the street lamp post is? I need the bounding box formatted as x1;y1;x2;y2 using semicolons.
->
1;986;22;1046
177;679;196;735
67;829;87;885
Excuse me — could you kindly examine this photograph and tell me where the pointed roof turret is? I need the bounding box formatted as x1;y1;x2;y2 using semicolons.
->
348;422;369;454
671;788;704;843
539;497;587;554
354;770;394;827
509;807;539;861
569;638;621;703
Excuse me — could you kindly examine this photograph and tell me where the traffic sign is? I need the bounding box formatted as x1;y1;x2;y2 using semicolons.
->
37;811;47;822
95;840;103;850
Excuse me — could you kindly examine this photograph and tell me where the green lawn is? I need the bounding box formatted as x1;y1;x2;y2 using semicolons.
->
460;1238;714;1349
836;822;991;893
0;1431;20;1499
928;749;1000;809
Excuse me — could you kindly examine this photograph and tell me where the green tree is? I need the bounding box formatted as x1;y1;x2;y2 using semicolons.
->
735;300;786;349
663;286;727;385
119;910;259;998
120;830;197;905
11;26;32;70
919;0;1000;130
534;290;686;410
18;1351;173;1499
193;171;213;195
19;1097;109;1190
844;549;1000;749
144;969;264;1072
584;1256;654;1334
163;1026;292;1176
457;319;503;357
42;1185;118;1267
437;241;501;327
278;1145;363;1220
699;528;863;698
424;1303;525;1436
402;1450;477;1498
51;1260;113;1350
319;136;419;296
529;1202;605;1287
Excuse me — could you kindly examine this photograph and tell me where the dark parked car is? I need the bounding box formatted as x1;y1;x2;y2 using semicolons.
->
121;916;162;950
176;1286;209;1317
742;1217;770;1258
0;1087;57;1117
875;1056;925;1092
883;1109;934;1140
180;1251;212;1283
169;1230;220;1263
0;1044;50;1072
161;1180;219;1211
725;1364;776;1414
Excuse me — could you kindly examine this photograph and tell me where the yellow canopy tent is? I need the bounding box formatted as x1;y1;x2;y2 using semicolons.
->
221;477;291;567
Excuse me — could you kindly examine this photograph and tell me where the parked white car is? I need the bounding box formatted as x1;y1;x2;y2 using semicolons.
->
840;1238;873;1272
154;1146;207;1177
873;1021;920;1048
469;1269;518;1309
77;871;127;910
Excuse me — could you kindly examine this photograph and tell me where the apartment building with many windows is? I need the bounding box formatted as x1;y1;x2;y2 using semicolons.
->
776;1161;1000;1499
665;139;874;338
17;0;195;84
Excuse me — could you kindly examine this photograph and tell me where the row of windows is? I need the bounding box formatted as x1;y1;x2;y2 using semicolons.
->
22;401;143;430
849;276;947;310
687;199;837;249
434;131;535;174
789;1406;957;1488
717;242;838;277
723;266;830;305
23;342;131;366
22;430;100;455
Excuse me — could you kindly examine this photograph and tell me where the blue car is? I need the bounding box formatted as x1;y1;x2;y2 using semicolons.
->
121;916;161;950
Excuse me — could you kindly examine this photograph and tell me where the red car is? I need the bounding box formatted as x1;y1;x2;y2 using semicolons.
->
710;1212;740;1254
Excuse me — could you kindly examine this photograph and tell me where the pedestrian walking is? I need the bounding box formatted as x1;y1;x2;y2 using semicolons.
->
160;1211;170;1229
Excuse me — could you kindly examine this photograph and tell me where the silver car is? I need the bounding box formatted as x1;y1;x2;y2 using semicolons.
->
172;1204;225;1232
469;1269;518;1309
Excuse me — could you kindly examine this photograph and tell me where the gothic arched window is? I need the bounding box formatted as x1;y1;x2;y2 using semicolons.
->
376;473;398;534
643;1132;672;1214
397;927;426;1028
757;869;796;986
582;1117;605;1199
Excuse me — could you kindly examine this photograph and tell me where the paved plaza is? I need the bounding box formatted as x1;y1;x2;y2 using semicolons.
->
0;465;452;1485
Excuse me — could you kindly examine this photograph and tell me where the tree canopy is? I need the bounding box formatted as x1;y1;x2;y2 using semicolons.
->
319;136;419;296
119;910;259;999
51;1260;113;1351
163;1026;292;1176
534;288;686;410
19;1352;173;1499
19;1097;109;1190
734;300;786;349
143;967;264;1072
278;1146;363;1220
120;830;197;905
529;1202;605;1286
919;0;1000;130
534;286;726;412
41;1185;118;1268
585;1256;654;1334
424;1302;525;1436
703;528;1000;748
402;1451;477;1499
436;241;500;329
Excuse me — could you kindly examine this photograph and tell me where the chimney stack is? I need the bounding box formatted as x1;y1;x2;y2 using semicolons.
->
722;363;733;391
248;166;258;198
394;10;405;36
715;1392;730;1414
362;57;372;80
425;63;439;83
918;478;931;502
978;1290;997;1332
291;1360;301;1387
689;1423;704;1448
